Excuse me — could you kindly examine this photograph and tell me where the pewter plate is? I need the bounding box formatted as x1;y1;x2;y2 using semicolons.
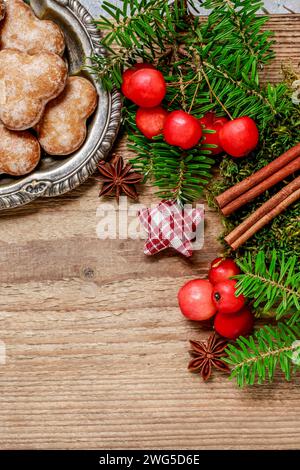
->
0;0;121;210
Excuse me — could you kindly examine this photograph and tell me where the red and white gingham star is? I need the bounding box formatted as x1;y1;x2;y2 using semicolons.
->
138;201;204;257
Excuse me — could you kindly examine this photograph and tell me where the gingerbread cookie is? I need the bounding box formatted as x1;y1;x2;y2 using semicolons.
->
36;76;98;156
0;0;65;56
0;49;68;131
0;123;40;176
0;1;5;22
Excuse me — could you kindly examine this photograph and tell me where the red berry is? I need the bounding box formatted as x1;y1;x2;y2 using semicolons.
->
219;116;259;158
212;279;245;314
121;69;137;99
178;279;217;321
214;307;254;340
208;257;240;285
126;68;166;107
121;63;154;99
199;112;228;155
163;110;203;150
136;106;168;139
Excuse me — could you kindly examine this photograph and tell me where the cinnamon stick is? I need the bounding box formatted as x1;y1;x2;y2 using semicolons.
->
225;175;300;247
221;156;300;216
216;142;300;209
225;190;300;250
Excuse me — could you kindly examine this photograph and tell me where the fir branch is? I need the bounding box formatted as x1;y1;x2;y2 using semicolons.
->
195;53;233;119
224;322;300;386
172;44;189;111
124;96;215;203
185;5;287;126
202;60;279;117
90;0;178;90
192;0;282;127
200;0;275;66
127;128;215;203
234;251;300;320
90;45;149;90
96;0;173;49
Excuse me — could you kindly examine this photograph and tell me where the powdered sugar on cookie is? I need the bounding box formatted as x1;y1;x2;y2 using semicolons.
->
0;49;67;130
0;122;40;175
37;76;98;155
0;0;65;56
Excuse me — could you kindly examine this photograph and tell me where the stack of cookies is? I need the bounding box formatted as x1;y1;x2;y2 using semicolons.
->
0;0;98;176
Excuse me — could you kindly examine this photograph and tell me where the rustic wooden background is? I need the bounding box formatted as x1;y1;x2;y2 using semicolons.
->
0;12;299;450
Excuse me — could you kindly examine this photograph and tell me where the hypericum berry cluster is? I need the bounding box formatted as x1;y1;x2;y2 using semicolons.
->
121;63;260;157
178;257;254;340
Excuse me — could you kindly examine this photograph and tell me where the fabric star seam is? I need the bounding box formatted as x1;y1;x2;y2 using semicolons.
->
139;201;204;257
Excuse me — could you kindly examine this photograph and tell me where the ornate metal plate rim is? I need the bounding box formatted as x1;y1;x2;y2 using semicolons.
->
0;0;122;210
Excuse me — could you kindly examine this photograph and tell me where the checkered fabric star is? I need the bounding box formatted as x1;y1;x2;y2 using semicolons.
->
139;201;204;257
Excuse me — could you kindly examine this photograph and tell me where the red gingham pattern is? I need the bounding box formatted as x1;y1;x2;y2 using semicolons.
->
138;201;204;257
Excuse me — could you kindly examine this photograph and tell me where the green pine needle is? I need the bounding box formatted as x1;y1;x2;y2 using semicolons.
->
224;322;300;386
234;251;300;322
126;106;215;202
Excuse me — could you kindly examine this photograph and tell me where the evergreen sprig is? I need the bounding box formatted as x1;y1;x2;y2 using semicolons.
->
91;0;297;203
97;0;173;49
126;107;215;202
186;0;287;128
234;251;300;323
201;0;275;66
91;0;185;90
224;322;300;386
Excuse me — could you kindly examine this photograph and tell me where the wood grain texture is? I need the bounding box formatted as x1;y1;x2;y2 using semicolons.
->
0;15;300;450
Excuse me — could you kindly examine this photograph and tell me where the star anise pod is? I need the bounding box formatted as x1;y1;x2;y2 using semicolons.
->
98;154;143;202
188;332;230;382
